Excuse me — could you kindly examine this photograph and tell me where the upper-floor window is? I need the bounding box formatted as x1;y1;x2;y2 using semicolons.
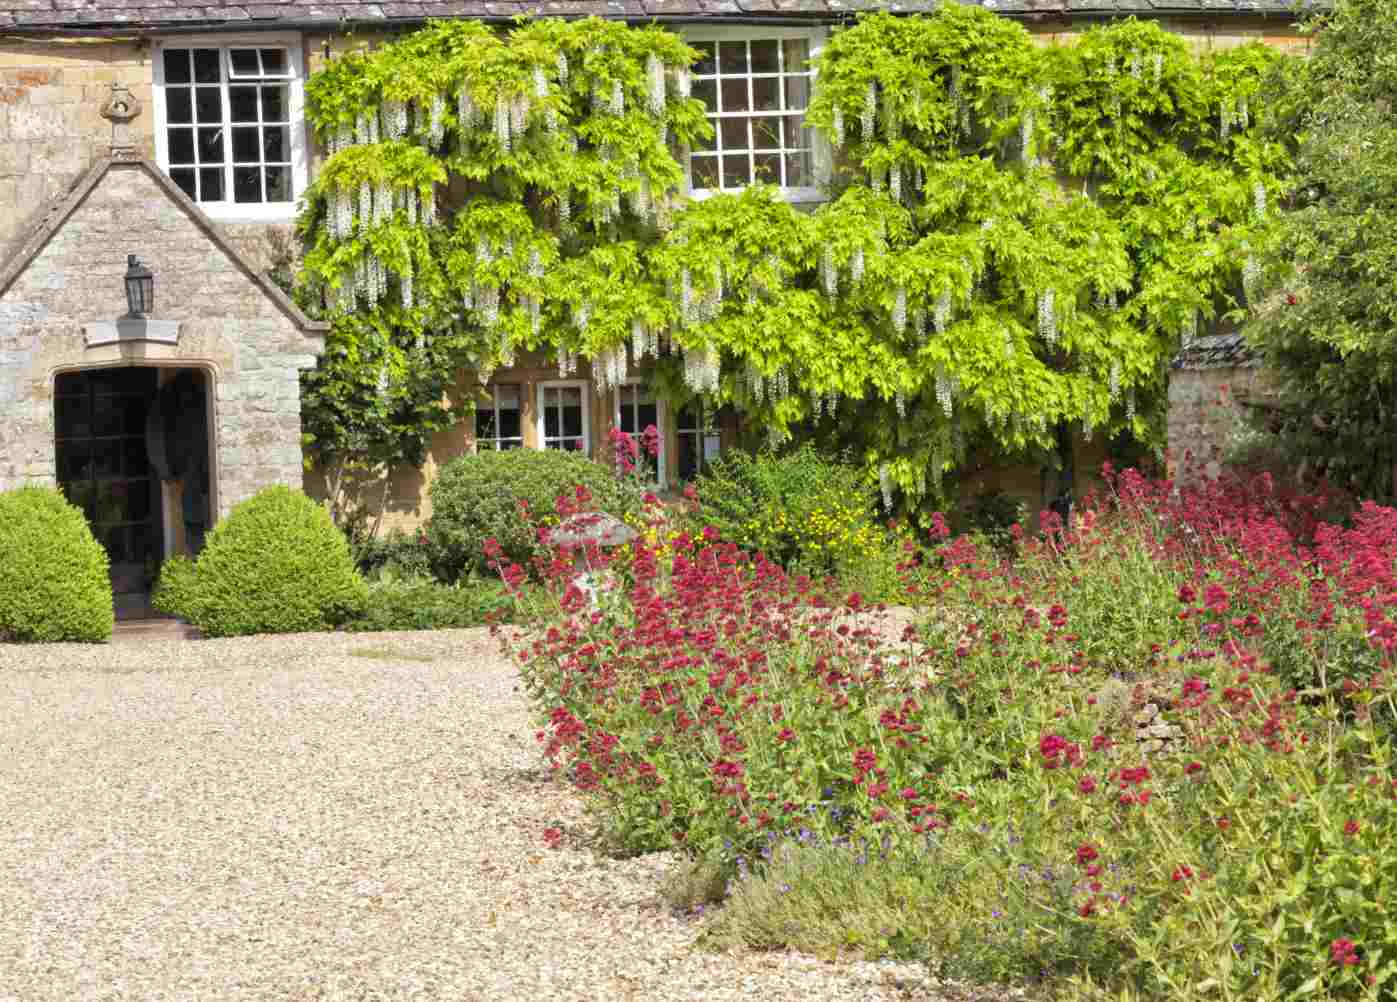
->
684;27;827;203
153;37;307;222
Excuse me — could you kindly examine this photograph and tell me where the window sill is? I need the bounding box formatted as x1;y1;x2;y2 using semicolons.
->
689;185;826;205
189;201;304;225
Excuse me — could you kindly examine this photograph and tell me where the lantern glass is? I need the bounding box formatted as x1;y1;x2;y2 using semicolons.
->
124;254;154;317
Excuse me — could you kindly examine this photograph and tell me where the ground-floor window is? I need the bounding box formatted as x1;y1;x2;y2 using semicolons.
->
538;381;589;452
614;381;665;485
475;383;523;451
676;401;720;482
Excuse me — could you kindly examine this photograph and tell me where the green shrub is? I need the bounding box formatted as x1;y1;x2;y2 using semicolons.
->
0;486;113;643
352;527;436;580
159;486;367;637
345;575;515;631
691;446;898;590
427;448;644;580
151;554;195;620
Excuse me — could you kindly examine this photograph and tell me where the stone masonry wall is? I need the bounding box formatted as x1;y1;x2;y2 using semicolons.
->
1166;365;1279;481
0;161;321;520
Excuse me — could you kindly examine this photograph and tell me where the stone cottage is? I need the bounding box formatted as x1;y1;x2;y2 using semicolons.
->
0;0;1307;611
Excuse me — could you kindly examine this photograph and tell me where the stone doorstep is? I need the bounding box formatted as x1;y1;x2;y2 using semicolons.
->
109;618;202;643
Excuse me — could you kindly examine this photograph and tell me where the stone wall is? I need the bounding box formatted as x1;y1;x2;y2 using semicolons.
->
0;160;322;520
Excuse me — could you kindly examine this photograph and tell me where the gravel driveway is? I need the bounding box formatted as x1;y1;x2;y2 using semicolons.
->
0;628;1019;1002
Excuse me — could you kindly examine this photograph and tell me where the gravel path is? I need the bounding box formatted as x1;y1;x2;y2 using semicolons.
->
0;628;1020;1002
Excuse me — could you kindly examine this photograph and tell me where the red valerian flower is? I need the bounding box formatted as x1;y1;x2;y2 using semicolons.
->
1078;777;1098;795
542;827;563;848
1076;844;1099;865
1345;819;1361;836
1331;938;1360;967
1177;584;1197;604
1184;761;1203;776
775;727;796;743
483;537;502;559
1217;817;1231;831
712;759;743;779
1172;865;1194;882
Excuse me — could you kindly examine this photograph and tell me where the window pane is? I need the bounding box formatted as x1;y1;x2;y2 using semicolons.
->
720;78;749;113
691;155;719;189
498;406;521;440
718;41;747;74
170;167;197;200
785;150;813;188
752;76;780;112
260;84;288;123
57;441;91;481
693;41;716;75
260;48;288;76
754;152;781;185
263;124;289;162
195;87;222;124
232;126;259;163
722;154;750;189
693;78;717;113
122;437;149;479
752;116;781;149
544;392;560;438
677;434;699;480
721;117;748;151
228;48;260;77
163;48;192;85
784;76;810;111
677;403;700;431
783;116;810;149
197;127;224;164
230;85;259;123
199;166;224;201
233;165;262;203
750;40;778;73
193;48;221;84
168;128;195;165
265;165;291;202
637;402;658;431
166;88;193;124
783;39;810;73
476;406;498;440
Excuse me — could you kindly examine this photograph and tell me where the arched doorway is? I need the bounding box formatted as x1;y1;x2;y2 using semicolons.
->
53;365;212;620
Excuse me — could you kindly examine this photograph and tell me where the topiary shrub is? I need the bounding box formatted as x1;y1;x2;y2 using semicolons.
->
151;554;195;621
0;486;113;643
162;485;367;637
427;449;645;580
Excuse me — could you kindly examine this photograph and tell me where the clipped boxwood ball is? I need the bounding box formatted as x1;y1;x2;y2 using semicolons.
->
171;485;367;638
0;486;113;643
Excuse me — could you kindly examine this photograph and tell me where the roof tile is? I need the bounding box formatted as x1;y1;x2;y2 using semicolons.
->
0;0;1313;27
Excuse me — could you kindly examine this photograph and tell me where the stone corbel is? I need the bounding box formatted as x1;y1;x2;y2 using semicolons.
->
82;318;182;349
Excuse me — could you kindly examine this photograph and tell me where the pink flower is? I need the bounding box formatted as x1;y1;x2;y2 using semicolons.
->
1345;819;1361;836
1331;938;1360;967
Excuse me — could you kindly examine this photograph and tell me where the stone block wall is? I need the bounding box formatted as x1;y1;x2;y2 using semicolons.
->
0;161;322;521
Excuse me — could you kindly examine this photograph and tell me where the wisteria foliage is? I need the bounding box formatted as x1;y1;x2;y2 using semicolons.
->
296;11;1291;505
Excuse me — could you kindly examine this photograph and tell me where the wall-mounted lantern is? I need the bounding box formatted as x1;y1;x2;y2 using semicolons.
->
124;255;154;318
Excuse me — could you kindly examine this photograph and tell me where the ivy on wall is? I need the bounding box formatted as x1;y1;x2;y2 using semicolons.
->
295;9;1291;510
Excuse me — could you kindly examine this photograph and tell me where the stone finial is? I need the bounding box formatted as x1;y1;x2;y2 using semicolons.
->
99;82;143;159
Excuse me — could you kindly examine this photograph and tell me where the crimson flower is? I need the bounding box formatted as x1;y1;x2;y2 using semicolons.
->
1184;761;1203;775
542;827;563;848
1171;865;1193;882
1076;844;1098;865
775;727;796;743
1345;819;1361;836
1331;938;1360;967
1079;777;1097;794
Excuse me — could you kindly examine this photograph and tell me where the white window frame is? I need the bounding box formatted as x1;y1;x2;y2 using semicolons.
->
537;380;591;454
674;398;712;482
474;383;525;452
151;33;309;223
612;380;669;487
679;24;830;205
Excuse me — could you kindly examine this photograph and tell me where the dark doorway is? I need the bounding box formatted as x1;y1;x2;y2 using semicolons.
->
55;368;161;601
54;366;212;620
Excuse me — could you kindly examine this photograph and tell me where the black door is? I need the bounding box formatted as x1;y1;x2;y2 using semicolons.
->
54;368;161;594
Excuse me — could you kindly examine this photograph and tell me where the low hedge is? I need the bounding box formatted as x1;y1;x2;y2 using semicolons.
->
344;576;515;632
155;485;367;637
0;486;113;643
427;448;644;580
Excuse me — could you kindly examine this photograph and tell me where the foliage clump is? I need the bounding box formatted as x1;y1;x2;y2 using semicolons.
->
1244;0;1397;499
427;448;645;580
155;486;367;637
297;11;1291;514
0;486;113;643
